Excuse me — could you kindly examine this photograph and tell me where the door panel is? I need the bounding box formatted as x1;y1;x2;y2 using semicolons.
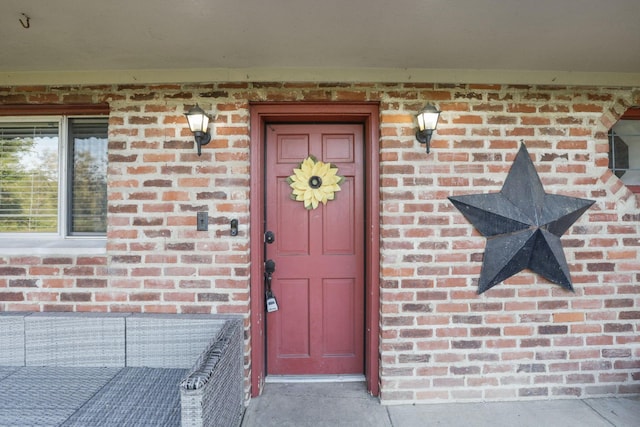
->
323;134;354;162
323;178;355;255
266;124;364;375
323;278;356;356
278;279;310;357
276;178;309;255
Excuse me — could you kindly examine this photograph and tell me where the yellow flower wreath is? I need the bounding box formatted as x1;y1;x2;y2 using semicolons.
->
288;156;344;209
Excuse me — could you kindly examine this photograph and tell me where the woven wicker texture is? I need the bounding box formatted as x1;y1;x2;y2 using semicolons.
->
0;367;119;408
0;313;25;366
0;367;120;427
0;367;18;381
126;314;226;369
0;314;242;426
0;409;75;426
62;367;187;427
25;313;126;367
181;318;244;427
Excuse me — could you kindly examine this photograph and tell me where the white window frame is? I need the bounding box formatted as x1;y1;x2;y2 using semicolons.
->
609;118;640;188
0;115;107;255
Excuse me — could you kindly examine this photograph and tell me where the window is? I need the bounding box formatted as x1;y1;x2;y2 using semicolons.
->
608;108;640;193
68;118;109;234
0;116;108;244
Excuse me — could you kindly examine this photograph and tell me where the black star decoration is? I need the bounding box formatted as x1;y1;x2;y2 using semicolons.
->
448;143;595;294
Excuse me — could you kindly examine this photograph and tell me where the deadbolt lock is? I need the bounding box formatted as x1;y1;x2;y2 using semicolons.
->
265;231;275;244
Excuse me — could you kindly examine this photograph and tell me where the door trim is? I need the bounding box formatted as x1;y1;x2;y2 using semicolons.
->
249;102;380;397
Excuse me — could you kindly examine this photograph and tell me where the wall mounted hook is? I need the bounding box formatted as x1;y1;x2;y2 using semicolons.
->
19;13;31;29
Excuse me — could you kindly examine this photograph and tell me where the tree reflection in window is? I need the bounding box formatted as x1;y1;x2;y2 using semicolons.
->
0;123;59;232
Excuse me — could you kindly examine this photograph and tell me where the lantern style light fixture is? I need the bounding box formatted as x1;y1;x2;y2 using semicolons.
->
415;103;441;153
185;104;211;156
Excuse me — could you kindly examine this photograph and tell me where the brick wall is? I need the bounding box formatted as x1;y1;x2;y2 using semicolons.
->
0;82;639;403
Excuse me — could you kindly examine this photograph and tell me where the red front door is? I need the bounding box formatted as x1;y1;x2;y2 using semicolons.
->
265;123;364;375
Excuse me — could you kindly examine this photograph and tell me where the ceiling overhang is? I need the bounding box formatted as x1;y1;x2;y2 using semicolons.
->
1;0;639;87
3;67;640;87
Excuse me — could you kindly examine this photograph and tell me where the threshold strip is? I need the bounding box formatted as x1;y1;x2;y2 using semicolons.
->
265;374;365;383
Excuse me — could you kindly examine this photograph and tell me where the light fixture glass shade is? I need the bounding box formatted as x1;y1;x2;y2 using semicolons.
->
416;103;441;131
185;104;210;133
185;104;212;156
415;103;441;154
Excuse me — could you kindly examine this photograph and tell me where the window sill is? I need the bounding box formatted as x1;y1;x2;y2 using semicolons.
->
0;237;107;256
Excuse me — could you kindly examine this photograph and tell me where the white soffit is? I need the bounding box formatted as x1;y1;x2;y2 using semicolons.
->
2;68;640;87
0;0;639;86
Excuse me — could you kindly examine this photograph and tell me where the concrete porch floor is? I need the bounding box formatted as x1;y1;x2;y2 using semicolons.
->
241;382;640;427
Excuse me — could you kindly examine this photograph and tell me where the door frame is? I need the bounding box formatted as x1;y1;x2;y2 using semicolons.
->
249;102;380;397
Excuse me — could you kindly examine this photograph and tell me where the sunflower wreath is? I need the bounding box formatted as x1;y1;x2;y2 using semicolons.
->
288;156;344;210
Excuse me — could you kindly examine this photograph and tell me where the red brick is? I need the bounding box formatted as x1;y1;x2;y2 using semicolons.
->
3;82;639;405
0;292;24;301
553;312;584;323
573;104;603;112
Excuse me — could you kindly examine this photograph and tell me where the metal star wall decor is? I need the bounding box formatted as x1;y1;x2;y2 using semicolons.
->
448;143;595;294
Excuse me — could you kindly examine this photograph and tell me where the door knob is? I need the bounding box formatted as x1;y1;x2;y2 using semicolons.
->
265;259;276;275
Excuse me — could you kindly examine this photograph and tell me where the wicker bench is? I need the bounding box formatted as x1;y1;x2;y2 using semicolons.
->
0;312;244;427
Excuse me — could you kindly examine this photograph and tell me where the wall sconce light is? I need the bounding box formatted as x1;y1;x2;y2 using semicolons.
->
185;104;211;156
415;103;441;153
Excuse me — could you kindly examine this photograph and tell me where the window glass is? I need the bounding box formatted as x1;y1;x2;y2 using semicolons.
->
0;116;108;238
609;119;640;189
69;118;108;234
0;122;59;232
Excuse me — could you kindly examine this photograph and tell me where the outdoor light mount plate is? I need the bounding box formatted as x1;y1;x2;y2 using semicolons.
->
416;129;434;152
194;131;211;156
